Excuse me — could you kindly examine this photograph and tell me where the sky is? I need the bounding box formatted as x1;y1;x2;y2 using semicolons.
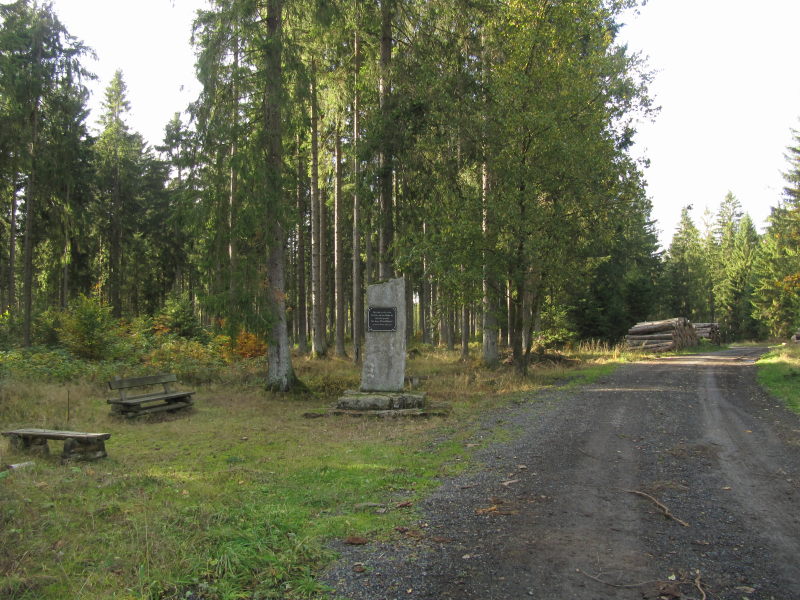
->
38;0;800;248
618;1;800;246
44;0;207;145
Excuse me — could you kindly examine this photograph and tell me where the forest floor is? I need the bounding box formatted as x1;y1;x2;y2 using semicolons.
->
324;346;800;600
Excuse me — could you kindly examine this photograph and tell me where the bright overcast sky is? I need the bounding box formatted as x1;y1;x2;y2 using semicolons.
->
619;1;800;246
39;0;800;248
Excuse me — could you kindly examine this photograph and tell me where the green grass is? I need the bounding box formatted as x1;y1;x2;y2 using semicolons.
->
757;343;800;413
0;342;636;599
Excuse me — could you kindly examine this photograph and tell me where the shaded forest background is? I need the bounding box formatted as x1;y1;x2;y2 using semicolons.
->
1;0;799;387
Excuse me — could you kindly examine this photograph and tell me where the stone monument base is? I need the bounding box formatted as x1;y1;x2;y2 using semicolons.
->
324;390;448;418
337;391;425;411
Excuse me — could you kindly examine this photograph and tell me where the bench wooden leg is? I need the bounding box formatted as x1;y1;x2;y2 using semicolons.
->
62;438;107;461
9;434;50;455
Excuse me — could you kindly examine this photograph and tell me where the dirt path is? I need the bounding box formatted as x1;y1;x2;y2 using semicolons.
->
324;347;800;600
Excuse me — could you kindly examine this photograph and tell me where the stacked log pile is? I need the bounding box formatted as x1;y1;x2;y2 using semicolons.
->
625;318;699;352
693;322;721;345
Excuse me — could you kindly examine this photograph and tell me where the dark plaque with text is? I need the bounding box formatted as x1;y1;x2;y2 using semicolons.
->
368;307;397;332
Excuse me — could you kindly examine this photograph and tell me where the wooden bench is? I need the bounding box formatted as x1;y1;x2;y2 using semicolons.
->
2;428;110;460
107;373;195;417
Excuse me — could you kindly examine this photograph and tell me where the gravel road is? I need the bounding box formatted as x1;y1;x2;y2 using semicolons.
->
323;346;800;600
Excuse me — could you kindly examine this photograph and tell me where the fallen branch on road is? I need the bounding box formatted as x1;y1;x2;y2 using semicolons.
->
625;489;690;527
694;570;707;600
576;568;661;589
578;568;705;598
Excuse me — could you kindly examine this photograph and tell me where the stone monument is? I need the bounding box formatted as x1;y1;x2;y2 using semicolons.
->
336;277;427;414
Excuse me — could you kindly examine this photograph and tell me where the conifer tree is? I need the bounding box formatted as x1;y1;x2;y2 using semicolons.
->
0;0;92;343
751;126;800;337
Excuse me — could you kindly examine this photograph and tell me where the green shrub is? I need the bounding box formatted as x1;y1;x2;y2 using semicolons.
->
32;307;64;347
155;294;207;341
0;347;130;382
0;309;20;350
57;295;118;360
145;337;226;383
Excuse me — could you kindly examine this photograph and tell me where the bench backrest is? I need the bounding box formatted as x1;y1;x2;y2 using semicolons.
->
108;373;177;390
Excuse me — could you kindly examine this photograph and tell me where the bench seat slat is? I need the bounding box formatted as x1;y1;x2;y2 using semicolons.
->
2;428;111;441
116;401;191;416
107;391;194;405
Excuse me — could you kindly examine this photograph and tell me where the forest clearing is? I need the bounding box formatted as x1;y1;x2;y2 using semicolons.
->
0;341;636;599
2;342;800;599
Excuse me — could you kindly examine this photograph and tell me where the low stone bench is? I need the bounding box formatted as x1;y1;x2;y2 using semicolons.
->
2;428;110;460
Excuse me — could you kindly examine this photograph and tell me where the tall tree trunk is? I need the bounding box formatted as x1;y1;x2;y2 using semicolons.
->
351;28;363;363
295;134;308;354
334;127;346;356
521;281;533;356
320;187;328;344
22;94;42;346
0;224;6;312
263;0;295;391
430;279;438;345
365;220;375;285
421;221;431;344
460;301;469;361
61;236;69;309
510;277;525;376
405;272;414;343
22;181;35;347
507;279;513;347
377;0;393;279
228;35;240;327
309;65;326;356
6;190;16;313
109;146;122;318
481;161;499;366
446;305;455;351
419;278;428;344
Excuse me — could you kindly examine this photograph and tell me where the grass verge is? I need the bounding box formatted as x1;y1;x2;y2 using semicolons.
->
0;342;630;599
756;343;800;413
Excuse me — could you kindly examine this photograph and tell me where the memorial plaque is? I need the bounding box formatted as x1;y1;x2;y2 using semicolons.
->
368;307;397;332
360;278;406;392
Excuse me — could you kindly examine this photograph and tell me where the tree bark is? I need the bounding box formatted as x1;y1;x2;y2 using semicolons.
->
334;126;346;356
365;220;375;285
263;0;295;391
228;32;240;325
506;279;513;347
320;186;328;345
109;147;122;319
295;134;308;354
22;85;42;346
377;0;393;280
481;162;499;366
446;305;455;351
419;278;427;344
405;272;414;343
351;28;363;363
309;65;326;357
6;188;16;313
22;179;35;347
510;277;525;376
461;301;469;361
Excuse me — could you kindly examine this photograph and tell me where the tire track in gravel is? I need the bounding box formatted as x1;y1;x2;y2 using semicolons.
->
324;346;800;600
